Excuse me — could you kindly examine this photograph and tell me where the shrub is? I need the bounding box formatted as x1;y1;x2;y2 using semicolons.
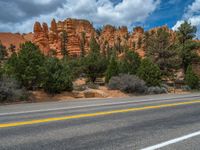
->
105;56;119;83
108;74;147;94
43;57;73;94
0;76;28;102
119;50;141;75
146;86;168;95
185;65;199;89
5;42;46;90
84;36;108;82
84;53;107;83
137;58;162;86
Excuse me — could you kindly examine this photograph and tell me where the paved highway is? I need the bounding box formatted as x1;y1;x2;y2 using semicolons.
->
0;93;200;150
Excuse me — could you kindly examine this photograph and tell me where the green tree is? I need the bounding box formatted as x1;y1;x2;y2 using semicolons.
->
0;41;7;61
61;31;68;57
80;32;86;57
84;36;107;82
177;21;200;72
105;55;119;83
6;42;45;90
137;58;162;86
137;37;142;49
185;65;199;89
119;50;141;75
146;28;180;76
43;57;73;94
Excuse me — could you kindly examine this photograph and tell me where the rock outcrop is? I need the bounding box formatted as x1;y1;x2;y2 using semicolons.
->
33;18;96;57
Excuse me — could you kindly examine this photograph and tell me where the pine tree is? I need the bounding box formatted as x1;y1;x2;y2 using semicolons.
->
84;36;107;82
137;58;162;86
105;55;119;83
177;21;200;72
146;28;180;76
119;50;141;75
80;32;86;57
185;65;199;89
61;31;68;57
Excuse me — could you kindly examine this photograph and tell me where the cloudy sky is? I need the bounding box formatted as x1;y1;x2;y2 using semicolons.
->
0;0;200;37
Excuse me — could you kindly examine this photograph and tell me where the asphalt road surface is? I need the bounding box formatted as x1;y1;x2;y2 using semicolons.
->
0;93;200;150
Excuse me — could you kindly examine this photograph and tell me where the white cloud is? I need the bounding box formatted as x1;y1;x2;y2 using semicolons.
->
173;0;200;37
0;0;160;33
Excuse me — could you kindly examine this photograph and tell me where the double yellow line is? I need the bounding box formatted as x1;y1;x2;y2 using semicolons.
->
1;100;200;128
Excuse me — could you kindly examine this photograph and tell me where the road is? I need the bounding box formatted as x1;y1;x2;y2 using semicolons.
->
0;93;200;150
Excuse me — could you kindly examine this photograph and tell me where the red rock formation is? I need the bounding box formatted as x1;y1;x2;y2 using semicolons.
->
0;33;29;51
33;22;49;54
33;18;95;57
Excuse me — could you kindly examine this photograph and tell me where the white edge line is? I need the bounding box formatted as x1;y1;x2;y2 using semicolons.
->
0;95;200;116
141;130;200;150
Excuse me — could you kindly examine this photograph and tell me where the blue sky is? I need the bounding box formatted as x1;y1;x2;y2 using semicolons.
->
0;0;200;37
144;0;194;30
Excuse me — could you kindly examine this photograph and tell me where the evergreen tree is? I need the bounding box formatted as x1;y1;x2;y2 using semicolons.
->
137;58;162;86
61;31;68;57
146;28;180;76
185;65;199;89
137;37;142;49
0;41;7;61
105;55;119;83
119;50;141;75
6;42;45;90
43;57;73;94
80;32;86;57
177;21;200;72
84;36;107;82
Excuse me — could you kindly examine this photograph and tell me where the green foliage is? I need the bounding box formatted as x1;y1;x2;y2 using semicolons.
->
84;52;107;83
84;36;108;82
43;57;73;94
177;21;197;43
0;41;7;61
105;55;119;83
5;42;46;90
119;50;141;75
146;28;181;76
66;57;85;79
176;21;199;72
185;65;199;89
90;36;100;54
80;32;86;57
137;58;162;86
108;74;147;94
137;37;142;49
61;31;68;57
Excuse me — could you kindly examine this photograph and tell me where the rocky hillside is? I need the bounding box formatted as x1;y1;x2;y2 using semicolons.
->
0;18;199;59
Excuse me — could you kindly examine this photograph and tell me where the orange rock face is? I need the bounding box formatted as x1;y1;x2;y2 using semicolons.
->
0;33;28;51
1;18;198;59
33;18;96;57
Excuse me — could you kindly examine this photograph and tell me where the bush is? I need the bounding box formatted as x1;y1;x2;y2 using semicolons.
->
84;53;107;83
146;86;168;95
0;76;28;102
119;50;141;75
137;58;162;86
108;74;147;94
185;65;199;89
43;57;73;94
105;56;119;83
5;42;46;90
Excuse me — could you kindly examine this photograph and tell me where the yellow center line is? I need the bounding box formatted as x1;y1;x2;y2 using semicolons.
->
1;100;200;128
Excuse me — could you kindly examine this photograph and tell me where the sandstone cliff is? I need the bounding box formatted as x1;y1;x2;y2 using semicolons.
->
33;18;96;57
